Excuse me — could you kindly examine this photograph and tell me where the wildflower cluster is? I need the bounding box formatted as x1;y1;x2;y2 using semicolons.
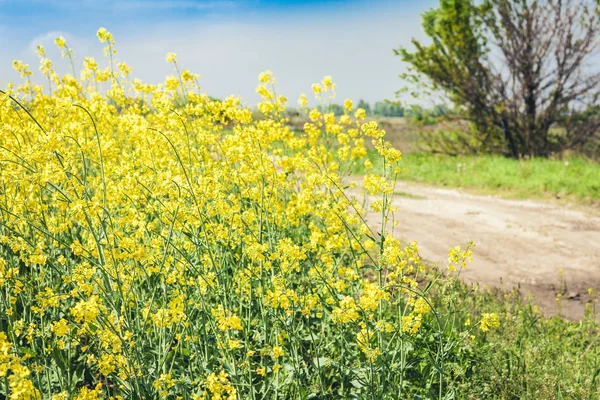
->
0;29;496;398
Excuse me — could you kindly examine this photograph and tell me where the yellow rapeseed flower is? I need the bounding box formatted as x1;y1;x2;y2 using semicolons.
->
480;313;500;332
166;52;178;63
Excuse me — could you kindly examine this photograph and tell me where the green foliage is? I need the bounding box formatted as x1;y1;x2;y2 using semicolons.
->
396;0;509;154
426;276;600;399
372;101;406;118
397;0;600;159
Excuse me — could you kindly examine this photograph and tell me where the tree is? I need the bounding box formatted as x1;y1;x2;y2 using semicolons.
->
373;100;405;117
397;0;600;158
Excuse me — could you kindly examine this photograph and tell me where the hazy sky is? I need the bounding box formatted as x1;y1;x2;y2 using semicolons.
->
0;0;437;105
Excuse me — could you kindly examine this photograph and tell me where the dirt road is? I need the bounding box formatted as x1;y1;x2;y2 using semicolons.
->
362;182;600;320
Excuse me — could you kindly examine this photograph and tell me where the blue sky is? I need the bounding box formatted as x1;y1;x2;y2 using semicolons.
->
0;0;437;104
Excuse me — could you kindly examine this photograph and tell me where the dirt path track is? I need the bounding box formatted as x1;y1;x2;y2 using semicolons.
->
364;182;600;320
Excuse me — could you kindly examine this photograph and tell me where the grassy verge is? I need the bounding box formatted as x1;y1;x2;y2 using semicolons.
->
357;151;600;202
426;272;600;399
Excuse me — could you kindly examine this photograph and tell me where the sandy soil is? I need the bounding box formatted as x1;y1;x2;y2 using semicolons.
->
360;181;600;320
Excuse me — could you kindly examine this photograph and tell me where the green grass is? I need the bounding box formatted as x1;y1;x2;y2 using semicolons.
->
357;151;600;202
426;274;600;399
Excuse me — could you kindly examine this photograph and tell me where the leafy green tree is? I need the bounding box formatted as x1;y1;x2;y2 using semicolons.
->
373;100;405;117
397;0;600;158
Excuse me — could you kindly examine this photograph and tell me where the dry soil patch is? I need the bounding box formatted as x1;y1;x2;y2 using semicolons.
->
359;181;600;320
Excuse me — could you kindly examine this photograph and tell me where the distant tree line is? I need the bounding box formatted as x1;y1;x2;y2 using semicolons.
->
315;100;454;123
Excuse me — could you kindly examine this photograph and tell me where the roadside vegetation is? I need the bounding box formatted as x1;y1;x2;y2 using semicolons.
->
420;271;600;399
357;150;600;202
